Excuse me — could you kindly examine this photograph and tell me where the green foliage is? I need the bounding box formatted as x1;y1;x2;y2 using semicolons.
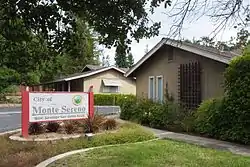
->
114;41;134;68
120;97;187;132
94;94;136;106
221;53;250;143
127;53;134;68
1;0;162;52
0;67;20;93
0;122;154;167
194;98;224;137
2;85;19;94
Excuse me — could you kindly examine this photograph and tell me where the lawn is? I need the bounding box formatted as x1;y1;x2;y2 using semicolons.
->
0;123;154;167
49;140;250;167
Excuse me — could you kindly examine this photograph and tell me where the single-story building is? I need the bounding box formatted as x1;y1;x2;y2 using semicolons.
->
31;65;136;94
125;38;240;109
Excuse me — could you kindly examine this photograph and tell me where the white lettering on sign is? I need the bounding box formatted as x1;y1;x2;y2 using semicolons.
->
29;93;89;122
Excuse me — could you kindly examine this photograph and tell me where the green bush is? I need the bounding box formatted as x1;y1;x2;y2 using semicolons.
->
2;85;19;94
119;95;137;120
194;97;224;137
0;67;20;93
222;53;250;144
120;96;187;132
94;94;136;106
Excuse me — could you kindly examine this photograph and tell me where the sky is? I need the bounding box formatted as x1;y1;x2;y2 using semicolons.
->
101;2;241;65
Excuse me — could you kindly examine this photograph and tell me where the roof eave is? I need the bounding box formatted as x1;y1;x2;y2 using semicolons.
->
125;38;233;77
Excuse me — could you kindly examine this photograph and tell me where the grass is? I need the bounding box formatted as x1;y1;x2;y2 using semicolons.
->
49;140;250;167
0;123;154;167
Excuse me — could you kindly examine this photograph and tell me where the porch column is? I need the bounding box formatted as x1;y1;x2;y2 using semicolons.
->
68;81;71;92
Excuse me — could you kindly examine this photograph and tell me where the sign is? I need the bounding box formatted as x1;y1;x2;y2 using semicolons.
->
21;88;94;138
29;93;89;122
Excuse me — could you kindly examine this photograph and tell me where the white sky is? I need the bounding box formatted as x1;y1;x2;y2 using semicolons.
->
101;3;240;65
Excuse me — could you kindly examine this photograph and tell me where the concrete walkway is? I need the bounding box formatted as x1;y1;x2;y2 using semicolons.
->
116;118;250;156
144;125;250;156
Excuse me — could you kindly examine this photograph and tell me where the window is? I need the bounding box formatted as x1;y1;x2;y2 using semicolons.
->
168;47;174;61
156;76;164;102
148;76;155;100
103;86;120;93
102;79;121;93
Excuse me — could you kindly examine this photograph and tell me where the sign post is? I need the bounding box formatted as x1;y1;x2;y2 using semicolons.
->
21;90;29;138
21;86;94;138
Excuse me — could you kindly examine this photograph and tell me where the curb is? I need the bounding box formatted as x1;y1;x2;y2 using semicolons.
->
35;138;159;167
0;104;21;108
9;134;83;142
0;129;21;136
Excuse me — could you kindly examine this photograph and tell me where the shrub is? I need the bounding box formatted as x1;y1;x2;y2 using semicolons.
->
28;123;44;135
82;115;106;133
3;85;19;94
194;97;224;137
119;95;138;120
46;122;60;132
147;102;186;131
64;121;78;134
94;94;116;106
120;96;187;132
94;94;136;106
222;53;250;144
0;67;20;93
102;118;117;130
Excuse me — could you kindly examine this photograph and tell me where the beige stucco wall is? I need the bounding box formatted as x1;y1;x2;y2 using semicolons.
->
135;45;227;101
83;69;136;94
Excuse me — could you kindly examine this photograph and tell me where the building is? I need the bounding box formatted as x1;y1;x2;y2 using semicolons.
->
125;38;240;109
32;65;136;94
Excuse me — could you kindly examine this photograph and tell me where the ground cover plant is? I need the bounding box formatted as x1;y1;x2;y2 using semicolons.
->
0;123;154;167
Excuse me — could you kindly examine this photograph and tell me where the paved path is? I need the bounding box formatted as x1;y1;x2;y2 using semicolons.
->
144;124;250;156
116;118;250;156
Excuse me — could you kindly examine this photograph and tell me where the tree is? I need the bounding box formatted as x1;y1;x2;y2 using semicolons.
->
115;41;128;68
57;16;101;75
127;53;134;68
161;0;249;38
0;0;162;51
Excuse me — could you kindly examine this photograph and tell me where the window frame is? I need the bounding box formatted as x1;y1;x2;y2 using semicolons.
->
156;75;164;102
148;76;155;100
102;86;120;93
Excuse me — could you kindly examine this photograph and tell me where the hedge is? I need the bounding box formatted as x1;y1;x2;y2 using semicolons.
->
194;97;224;138
94;94;136;106
193;51;250;144
222;53;250;144
120;97;188;132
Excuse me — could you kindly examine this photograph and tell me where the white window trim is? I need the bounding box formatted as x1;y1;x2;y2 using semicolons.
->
156;75;164;102
148;76;155;99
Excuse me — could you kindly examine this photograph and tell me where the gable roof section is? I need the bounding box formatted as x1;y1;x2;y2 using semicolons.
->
81;64;103;72
125;38;240;77
48;66;127;84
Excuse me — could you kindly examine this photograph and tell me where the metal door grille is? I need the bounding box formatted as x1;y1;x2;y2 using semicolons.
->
178;62;201;110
